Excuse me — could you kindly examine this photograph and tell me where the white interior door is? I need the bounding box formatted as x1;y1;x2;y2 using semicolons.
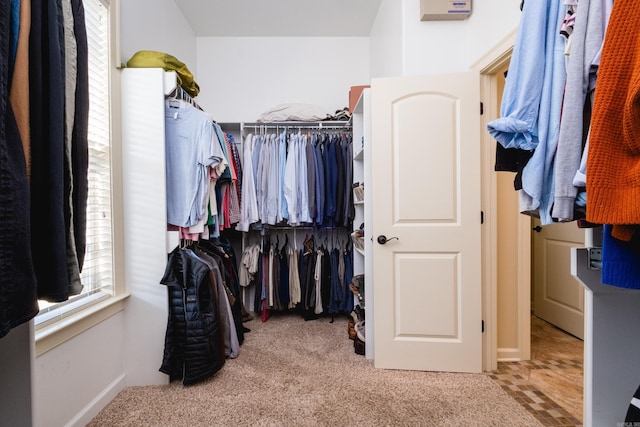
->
371;73;482;373
532;219;585;339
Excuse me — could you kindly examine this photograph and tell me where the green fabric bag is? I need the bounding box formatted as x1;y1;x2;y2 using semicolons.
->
126;50;200;97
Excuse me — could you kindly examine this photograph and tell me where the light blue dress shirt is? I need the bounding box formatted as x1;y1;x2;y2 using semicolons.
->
278;130;289;222
487;0;566;224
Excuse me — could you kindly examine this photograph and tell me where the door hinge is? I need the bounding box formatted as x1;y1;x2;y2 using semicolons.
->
480;102;484;115
482;320;485;333
481;211;484;224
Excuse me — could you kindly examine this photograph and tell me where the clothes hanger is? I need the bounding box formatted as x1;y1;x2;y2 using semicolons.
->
167;88;186;110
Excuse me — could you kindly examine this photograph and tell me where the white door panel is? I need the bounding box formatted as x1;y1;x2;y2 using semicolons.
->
533;220;585;339
372;73;482;373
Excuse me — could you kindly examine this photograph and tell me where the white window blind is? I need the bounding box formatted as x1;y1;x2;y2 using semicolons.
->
36;0;113;324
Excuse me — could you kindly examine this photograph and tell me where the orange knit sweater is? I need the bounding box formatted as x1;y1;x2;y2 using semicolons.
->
586;0;640;226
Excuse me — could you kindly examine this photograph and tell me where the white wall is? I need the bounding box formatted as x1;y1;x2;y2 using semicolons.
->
195;37;370;122
0;323;33;427
33;315;126;427
401;0;522;75
120;0;197;71
369;0;404;78
120;68;174;387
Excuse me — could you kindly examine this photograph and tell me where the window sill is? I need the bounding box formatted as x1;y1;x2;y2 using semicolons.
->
35;293;130;357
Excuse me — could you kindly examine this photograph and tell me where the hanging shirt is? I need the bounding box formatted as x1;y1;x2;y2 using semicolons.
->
487;0;567;224
486;0;552;152
165;101;224;228
284;134;300;224
314;138;326;226
306;138;316;223
552;0;610;222
264;134;280;225
255;135;270;224
314;249;323;314
297;134;311;224
249;135;264;228
343;135;354;226
287;245;301;308
324;136;338;226
334;136;345;225
278;130;289;222
238;134;259;232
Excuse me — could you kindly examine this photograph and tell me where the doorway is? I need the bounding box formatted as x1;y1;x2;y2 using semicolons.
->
492;64;585;360
476;31;585;370
477;30;585;423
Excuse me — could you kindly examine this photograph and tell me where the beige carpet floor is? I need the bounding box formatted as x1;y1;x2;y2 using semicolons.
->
88;313;542;426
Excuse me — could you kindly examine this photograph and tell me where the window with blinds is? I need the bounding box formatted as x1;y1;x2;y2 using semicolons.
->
36;0;113;325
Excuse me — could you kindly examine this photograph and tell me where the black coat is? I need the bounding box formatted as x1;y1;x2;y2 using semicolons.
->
29;0;70;301
0;0;39;338
159;248;225;385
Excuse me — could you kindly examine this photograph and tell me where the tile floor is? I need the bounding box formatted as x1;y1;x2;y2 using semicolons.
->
488;315;584;427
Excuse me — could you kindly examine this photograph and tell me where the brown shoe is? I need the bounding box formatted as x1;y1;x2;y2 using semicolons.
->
348;321;356;340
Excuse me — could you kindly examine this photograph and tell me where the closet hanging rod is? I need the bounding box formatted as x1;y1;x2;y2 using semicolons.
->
258;225;351;230
243;121;352;130
244;126;353;131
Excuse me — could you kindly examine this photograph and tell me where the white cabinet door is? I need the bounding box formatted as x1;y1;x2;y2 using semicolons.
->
532;219;585;339
371;73;482;373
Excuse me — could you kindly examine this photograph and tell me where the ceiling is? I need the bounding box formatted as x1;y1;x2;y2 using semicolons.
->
173;0;384;37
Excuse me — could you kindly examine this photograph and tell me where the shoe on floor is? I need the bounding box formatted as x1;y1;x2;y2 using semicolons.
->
354;322;365;355
355;320;365;342
348;321;356;340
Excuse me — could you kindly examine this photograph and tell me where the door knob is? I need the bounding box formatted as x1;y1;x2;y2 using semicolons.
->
377;235;399;245
532;226;542;233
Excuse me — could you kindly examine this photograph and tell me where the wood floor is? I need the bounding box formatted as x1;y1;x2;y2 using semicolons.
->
488;315;584;427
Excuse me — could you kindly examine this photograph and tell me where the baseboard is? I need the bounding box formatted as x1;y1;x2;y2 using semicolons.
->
497;347;523;362
65;374;126;427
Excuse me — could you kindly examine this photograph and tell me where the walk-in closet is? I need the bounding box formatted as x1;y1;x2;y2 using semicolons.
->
3;1;640;426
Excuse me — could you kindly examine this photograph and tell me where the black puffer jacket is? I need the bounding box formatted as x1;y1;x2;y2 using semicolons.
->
159;248;225;385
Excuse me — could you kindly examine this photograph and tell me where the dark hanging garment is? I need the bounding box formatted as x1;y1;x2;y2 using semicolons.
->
0;0;39;338
30;0;70;301
260;251;269;322
305;139;316;223
304;249;317;319
278;242;290;307
222;243;245;344
304;240;317;311
323;247;334;314
494;143;534;191
252;250;263;313
198;238;245;345
334;137;345;225
343;136;354;227
61;0;82;295
159;248;225;385
313;139;325;226
8;0;19;79
270;244;283;311
70;0;89;271
625;384;640;423
297;247;308;310
328;247;340;314
339;247;354;314
299;242;317;320
323;136;337;226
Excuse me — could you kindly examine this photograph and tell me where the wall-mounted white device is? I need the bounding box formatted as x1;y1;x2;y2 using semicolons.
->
420;0;472;21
